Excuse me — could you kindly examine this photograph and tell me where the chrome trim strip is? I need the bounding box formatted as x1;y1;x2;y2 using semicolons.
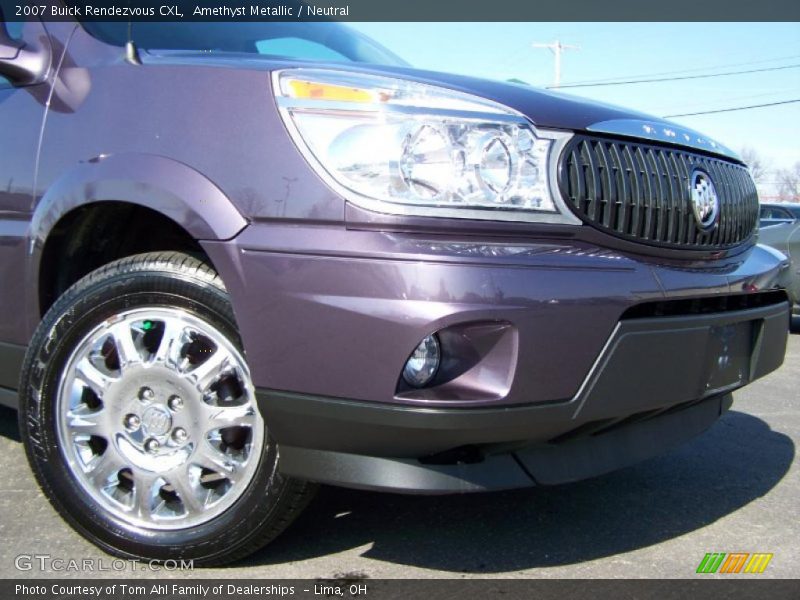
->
569;322;621;419
276;97;525;124
587;118;740;161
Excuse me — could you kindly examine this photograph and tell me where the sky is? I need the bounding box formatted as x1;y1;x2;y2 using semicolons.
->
350;22;800;198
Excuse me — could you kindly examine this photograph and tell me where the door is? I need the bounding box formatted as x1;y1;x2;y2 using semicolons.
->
0;15;49;393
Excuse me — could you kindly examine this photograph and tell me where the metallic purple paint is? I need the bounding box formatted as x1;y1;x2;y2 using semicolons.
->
203;223;786;408
0;18;792;494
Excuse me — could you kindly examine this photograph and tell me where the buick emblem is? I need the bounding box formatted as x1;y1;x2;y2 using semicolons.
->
690;169;719;229
141;405;172;437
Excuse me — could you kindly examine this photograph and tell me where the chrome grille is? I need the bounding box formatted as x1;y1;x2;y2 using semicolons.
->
558;135;759;249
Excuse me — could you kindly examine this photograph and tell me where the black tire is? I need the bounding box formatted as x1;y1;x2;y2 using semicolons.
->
18;251;316;566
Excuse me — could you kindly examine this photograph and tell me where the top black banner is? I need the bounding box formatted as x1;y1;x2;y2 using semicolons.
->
3;0;800;22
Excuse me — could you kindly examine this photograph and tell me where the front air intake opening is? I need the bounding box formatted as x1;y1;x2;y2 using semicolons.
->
621;290;788;320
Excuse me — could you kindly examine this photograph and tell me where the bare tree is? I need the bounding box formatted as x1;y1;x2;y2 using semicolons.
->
740;147;769;184
776;163;800;203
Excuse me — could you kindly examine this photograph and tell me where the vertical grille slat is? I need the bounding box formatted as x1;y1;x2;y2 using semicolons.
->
704;158;719;245
596;141;618;230
675;153;689;245
733;165;748;239
623;145;643;237
712;161;726;244
584;141;603;223
717;162;735;244
634;146;651;239
643;149;659;240
737;167;749;238
609;143;630;234
659;150;679;244
567;146;586;215
559;135;758;250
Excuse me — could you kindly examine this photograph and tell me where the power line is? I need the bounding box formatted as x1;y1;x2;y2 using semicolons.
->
664;98;800;118
554;53;800;87
551;63;800;89
648;87;800;113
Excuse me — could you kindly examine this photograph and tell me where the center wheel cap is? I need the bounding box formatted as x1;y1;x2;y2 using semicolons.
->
141;405;172;437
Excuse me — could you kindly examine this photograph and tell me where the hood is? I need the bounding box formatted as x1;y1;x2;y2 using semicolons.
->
143;51;740;161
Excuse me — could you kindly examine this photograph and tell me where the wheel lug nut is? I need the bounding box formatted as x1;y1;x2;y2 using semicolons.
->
172;428;188;443
139;387;155;402
144;438;160;453
123;414;140;431
168;396;184;411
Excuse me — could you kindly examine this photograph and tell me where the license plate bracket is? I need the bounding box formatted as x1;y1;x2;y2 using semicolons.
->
704;320;757;392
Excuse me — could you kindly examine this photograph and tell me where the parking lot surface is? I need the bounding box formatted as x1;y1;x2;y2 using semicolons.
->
1;322;798;579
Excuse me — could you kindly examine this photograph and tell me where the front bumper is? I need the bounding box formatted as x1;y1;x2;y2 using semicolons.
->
202;225;790;492
259;301;786;492
259;300;787;455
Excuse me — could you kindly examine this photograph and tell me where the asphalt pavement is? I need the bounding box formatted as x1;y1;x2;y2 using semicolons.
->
1;320;798;580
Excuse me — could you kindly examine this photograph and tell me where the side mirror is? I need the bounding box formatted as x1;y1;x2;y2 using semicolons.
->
0;19;50;85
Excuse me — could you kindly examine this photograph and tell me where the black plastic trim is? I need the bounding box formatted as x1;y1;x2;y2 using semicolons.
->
0;342;25;392
277;394;731;493
621;290;788;319
278;445;534;494
0;387;17;410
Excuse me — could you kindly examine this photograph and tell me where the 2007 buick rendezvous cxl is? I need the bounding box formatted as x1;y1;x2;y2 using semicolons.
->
0;11;791;565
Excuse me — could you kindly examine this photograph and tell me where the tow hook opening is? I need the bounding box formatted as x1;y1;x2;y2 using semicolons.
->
419;445;485;466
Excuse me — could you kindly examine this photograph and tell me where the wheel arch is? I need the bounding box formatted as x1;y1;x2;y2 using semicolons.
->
29;153;248;317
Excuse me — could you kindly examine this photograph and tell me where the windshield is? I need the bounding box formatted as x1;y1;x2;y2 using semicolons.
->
80;22;409;67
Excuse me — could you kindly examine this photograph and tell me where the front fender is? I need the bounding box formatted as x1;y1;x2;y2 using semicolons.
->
23;153;248;336
29;152;247;246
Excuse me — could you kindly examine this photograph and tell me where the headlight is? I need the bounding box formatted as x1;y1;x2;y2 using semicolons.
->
273;69;577;223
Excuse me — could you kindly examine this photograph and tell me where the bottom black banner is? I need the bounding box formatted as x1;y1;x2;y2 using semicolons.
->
3;579;799;600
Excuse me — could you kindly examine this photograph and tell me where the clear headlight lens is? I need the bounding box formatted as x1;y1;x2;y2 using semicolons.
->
273;69;571;222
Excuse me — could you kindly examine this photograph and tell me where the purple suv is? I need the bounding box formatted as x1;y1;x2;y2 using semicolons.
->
0;15;791;565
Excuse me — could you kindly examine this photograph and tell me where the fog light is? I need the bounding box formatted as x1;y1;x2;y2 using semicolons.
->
402;334;441;388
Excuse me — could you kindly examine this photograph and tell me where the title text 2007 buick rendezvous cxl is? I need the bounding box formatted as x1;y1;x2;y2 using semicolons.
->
0;12;791;565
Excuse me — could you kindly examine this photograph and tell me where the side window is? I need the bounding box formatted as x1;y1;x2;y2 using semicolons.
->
773;208;790;219
255;37;349;62
5;20;24;39
0;19;25;88
765;207;792;220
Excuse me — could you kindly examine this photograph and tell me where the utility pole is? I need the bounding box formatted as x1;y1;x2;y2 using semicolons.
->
532;40;580;88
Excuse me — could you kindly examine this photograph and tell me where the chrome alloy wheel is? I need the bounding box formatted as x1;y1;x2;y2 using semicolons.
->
55;307;264;530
